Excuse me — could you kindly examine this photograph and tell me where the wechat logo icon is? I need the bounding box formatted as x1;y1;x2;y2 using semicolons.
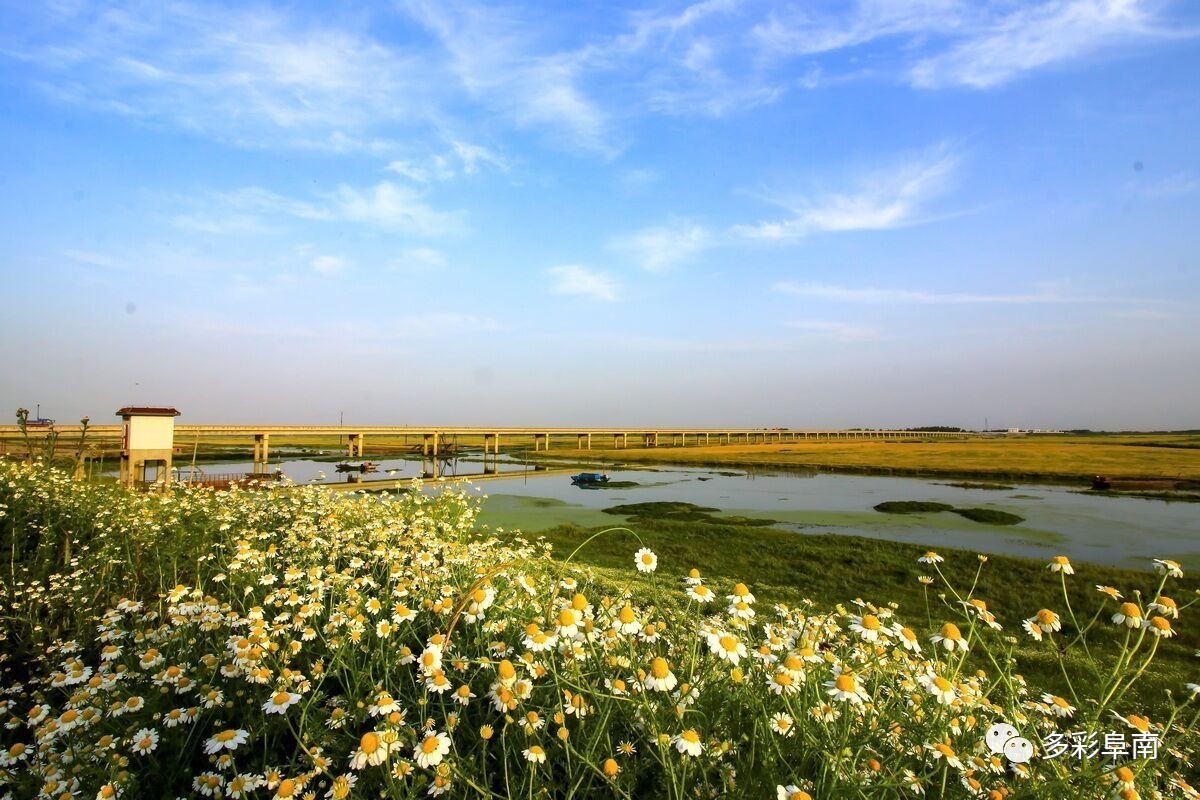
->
987;722;1034;764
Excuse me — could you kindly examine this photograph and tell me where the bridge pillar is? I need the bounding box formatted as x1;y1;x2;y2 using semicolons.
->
348;433;365;458
253;434;270;472
483;433;499;473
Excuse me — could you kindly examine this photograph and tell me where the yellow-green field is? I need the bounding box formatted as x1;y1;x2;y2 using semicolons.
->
569;434;1200;482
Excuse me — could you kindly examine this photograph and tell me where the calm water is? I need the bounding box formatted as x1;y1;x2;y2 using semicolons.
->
472;465;1200;570
110;455;1199;569
104;451;534;483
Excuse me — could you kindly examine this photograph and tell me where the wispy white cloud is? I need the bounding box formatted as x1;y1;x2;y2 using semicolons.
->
753;1;964;58
392;247;449;271
169;213;276;235
325;183;463;234
187;313;502;341
909;0;1173;89
216;182;464;236
1129;170;1200;198
546;265;621;301
401;0;612;154
736;145;959;241
385;140;508;183
753;0;1187;90
309;255;349;276
610;223;714;272
60;249;127;270
1;2;432;151
785;320;885;342
774;282;1103;304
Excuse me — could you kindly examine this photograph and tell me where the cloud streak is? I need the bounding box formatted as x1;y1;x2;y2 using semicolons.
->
736;146;960;241
212;182;465;236
546;265;621;301
774;283;1107;304
610;223;714;272
1;2;432;151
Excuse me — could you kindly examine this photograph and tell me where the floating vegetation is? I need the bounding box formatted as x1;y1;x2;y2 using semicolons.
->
873;500;956;514
951;507;1025;525
874;500;1024;525
938;481;1016;491
602;501;777;526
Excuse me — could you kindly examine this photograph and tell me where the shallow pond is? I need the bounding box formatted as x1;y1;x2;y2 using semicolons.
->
472;465;1200;571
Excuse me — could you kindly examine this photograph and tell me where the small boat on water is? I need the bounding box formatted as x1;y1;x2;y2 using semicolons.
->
1091;475;1196;491
571;472;609;486
336;461;378;474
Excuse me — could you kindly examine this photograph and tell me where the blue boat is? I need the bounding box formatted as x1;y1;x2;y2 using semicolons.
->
571;472;609;486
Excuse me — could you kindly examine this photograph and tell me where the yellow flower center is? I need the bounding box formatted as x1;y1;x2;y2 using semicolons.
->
680;729;700;743
1119;603;1142;619
835;674;857;693
651;657;671;679
619;606;636;624
861;615;881;630
719;635;738;652
939;623;963;640
361;732;380;754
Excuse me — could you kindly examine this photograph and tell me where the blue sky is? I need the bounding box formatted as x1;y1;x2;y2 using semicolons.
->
1;0;1198;428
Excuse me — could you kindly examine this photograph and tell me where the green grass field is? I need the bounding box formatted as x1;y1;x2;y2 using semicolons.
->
531;512;1199;714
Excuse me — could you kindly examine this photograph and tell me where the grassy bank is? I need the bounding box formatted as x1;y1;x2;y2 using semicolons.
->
538;434;1200;484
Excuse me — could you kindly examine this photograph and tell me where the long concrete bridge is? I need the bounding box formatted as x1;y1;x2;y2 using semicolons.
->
0;423;971;482
1;423;968;453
